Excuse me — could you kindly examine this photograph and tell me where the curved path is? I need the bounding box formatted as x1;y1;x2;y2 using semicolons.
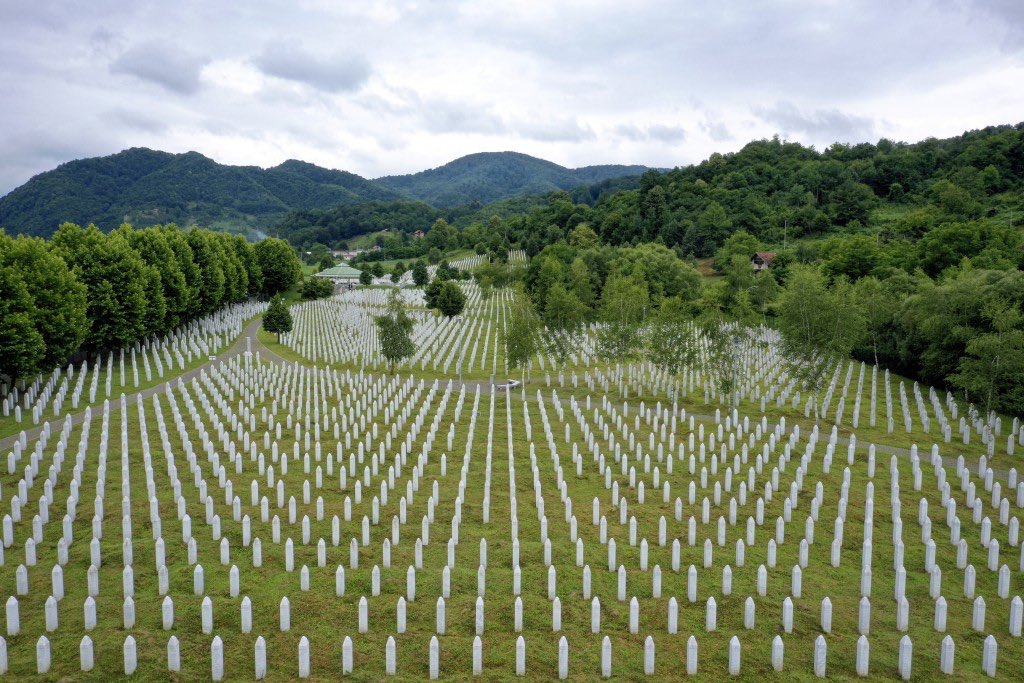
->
0;318;1013;481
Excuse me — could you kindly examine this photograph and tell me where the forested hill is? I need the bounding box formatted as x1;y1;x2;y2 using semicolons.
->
0;149;650;237
375;151;650;207
0;148;404;237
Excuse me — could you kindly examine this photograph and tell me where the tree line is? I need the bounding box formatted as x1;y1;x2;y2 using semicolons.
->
0;223;301;382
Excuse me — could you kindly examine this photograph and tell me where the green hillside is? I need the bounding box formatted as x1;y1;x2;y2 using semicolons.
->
376;151;649;207
0;149;650;238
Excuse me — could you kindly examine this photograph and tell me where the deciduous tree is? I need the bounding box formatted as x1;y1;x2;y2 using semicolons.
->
262;296;293;342
375;290;415;372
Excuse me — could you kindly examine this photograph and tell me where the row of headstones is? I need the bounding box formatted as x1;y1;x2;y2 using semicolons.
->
4;631;1006;679
591;328;985;450
4;405;1019;671
282;285;498;371
6;558;1024;640
0;358;1011;614
6;360;1015;602
6;430;1015;638
557;390;1024;631
8;360;999;552
0;367;466;636
1;300;265;424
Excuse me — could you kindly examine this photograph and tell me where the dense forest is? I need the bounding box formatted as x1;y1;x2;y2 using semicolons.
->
480;123;1024;416
0;224;301;382
0;149;405;237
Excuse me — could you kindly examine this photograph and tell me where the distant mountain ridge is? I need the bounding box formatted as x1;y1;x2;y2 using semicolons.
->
0;148;652;237
375;151;651;207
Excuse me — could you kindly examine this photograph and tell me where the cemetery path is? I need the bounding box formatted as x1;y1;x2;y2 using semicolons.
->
3;317;1014;482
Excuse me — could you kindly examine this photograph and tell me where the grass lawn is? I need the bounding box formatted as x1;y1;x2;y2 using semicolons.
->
0;356;1020;680
3;279;1021;680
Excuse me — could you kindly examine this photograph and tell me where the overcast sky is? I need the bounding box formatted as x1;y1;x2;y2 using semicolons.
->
1;0;1022;195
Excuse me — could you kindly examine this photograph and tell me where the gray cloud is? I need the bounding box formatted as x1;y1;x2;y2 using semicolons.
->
753;101;877;143
421;100;506;135
253;45;370;93
108;108;167;134
699;117;733;142
615;124;686;143
516;118;595;143
1;1;1022;194
110;45;209;95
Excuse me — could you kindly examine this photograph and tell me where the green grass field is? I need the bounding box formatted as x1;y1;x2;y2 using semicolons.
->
1;282;1021;681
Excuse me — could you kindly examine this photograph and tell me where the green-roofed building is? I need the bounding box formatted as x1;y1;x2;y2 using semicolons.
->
314;264;363;291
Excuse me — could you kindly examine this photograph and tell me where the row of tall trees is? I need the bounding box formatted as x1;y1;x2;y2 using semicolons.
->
0;223;301;382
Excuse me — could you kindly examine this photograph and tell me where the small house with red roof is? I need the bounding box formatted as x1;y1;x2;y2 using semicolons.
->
751;251;775;272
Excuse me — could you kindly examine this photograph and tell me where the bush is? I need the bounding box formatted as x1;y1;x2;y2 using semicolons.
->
435;281;467;317
301;277;334;299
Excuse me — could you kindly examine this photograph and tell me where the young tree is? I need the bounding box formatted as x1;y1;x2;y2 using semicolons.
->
435;281;467;317
720;254;756;320
318;254;335;272
476;270;494;299
776;265;866;421
596;273;648;363
504;289;540;373
749;269;781;322
646;296;699;378
262;296;293;342
359;270;373;285
951;299;1024;417
375;290;415;372
701;314;753;407
568;257;595;316
543;283;586;362
412;261;429;287
852;275;897;365
424;278;444;309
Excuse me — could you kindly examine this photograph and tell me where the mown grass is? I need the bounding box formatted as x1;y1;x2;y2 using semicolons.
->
0;355;1020;680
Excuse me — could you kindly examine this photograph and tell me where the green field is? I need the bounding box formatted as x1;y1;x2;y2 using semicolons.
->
0;286;1021;681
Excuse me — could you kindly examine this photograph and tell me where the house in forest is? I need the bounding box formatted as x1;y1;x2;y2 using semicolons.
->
751;251;775;272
